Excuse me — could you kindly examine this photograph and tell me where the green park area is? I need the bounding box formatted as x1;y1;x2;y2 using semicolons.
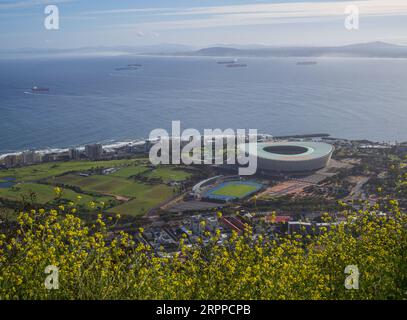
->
140;167;192;183
111;165;150;178
0;159;140;181
47;174;176;217
107;184;174;217
0;182;110;205
0;160;193;218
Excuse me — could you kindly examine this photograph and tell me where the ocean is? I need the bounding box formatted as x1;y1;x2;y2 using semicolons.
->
0;55;406;155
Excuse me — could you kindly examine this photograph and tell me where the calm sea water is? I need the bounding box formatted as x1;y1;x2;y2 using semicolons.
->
0;55;406;154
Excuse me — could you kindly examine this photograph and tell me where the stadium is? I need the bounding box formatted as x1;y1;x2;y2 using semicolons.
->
239;141;334;174
203;180;264;202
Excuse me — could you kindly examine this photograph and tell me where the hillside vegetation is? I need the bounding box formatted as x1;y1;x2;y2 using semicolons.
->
0;196;405;300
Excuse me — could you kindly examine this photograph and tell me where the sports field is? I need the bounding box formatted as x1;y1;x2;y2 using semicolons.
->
205;181;263;202
212;183;259;198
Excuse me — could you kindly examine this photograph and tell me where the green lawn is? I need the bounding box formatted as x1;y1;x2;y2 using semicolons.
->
212;183;260;198
107;185;174;217
47;174;175;216
0;182;110;205
0;160;182;218
111;165;149;178
0;159;143;182
48;174;151;198
141;167;192;183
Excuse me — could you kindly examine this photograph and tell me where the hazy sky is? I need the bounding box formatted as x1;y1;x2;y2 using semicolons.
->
1;0;406;49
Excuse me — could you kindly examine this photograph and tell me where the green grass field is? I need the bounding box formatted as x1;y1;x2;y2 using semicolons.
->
0;160;188;218
0;182;111;205
107;185;174;217
47;174;175;216
0;159;142;182
111;165;150;178
141;167;192;183
212;183;260;198
48;174;152;198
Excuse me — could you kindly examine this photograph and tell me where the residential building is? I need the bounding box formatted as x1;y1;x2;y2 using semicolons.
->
85;144;103;160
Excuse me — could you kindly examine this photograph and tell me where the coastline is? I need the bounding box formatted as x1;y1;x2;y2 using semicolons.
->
0;132;398;161
0;139;146;160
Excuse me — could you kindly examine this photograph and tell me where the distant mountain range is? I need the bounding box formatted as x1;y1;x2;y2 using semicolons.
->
2;42;407;59
175;42;407;59
0;44;196;58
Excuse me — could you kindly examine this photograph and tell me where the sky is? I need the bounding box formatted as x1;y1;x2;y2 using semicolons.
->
0;0;406;50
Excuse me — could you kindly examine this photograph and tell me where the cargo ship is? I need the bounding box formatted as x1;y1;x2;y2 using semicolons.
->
128;64;142;67
217;59;238;64
115;66;138;71
31;86;49;93
226;63;247;68
296;61;317;66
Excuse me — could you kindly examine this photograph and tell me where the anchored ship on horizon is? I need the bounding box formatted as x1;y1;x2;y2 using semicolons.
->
31;86;49;93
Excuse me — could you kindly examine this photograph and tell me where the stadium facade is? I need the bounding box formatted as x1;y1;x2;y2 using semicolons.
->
239;141;334;174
